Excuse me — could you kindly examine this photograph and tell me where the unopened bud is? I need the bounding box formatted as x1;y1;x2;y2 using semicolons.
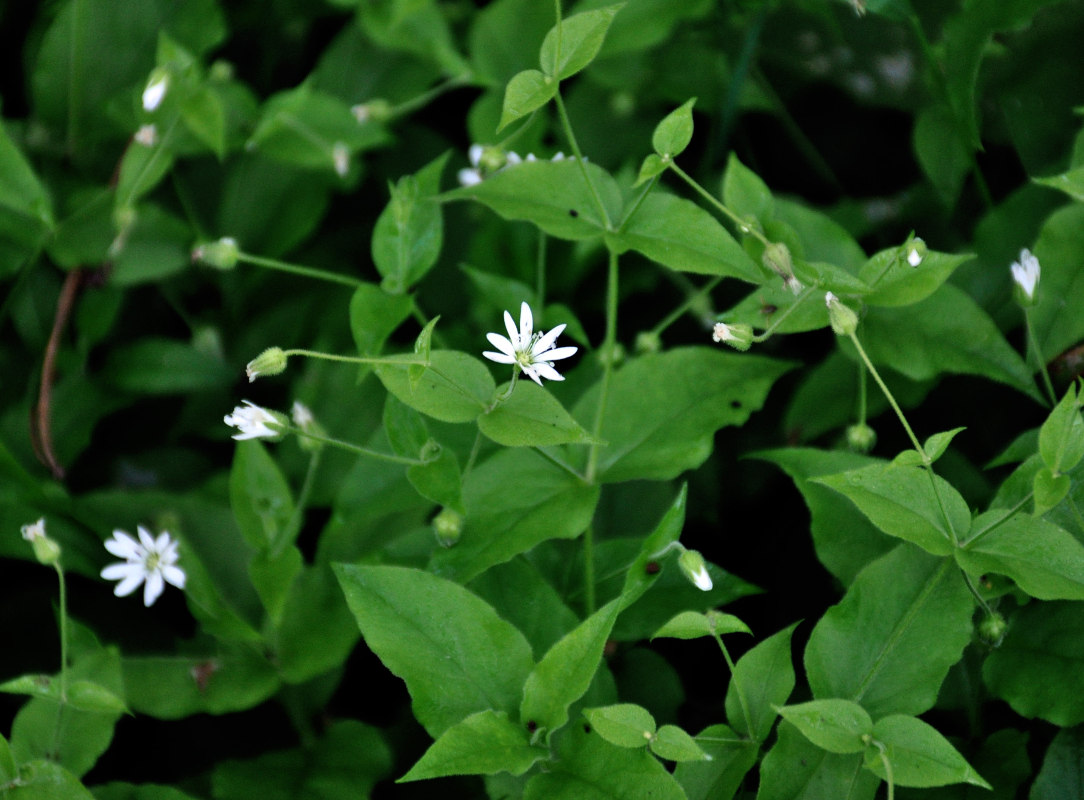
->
905;237;926;267
433;508;463;548
711;322;754;351
351;99;392;124
635;331;662;355
142;70;169;112
977;611;1007;647
678;549;713;592
825;292;859;336
598;341;626;368
332;142;349;178
21;518;61;566
193;237;239;270
846;423;877;453
762;242;794;282
1010;248;1040;307
291;400;325;452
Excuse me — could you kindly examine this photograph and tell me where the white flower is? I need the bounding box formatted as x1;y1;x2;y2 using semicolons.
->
457;144;486;187
101;526;186;607
224;400;281;440
21;518;46;542
1010;248;1040;303
142;72;169;112
134;124;158;147
907;247;922;267
483;302;578;386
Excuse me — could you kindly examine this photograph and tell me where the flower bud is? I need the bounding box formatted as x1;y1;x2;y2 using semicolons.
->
846;423;877;453
193;237;239;270
209;60;234;82
762;242;794;281
433;508;463;548
332;142;350;178
711;322;754;351
142;70;169;112
905;237;926;267
1010;248;1040;307
247;347;288;383
825;292;859;336
351;98;392;124
21;518;61;566
291;401;326;452
635;331;662;355
678;549;713;592
598;341;626;368
977;611;1007;647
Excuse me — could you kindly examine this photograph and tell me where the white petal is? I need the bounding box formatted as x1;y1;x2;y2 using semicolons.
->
112;570;146;598
518;302;534;343
693;566;713;591
468;144;484;167
142;571;165;606
137;526;157;551
540;345;578;362
505;152;522;166
152;531;172;553
532;363;566;382
503;310;519;347
521;365;546;385
101;563;139;581
162;564;187;590
486;332;517;358
105;531;141;560
483;350;517;364
457;168;482;187
532;323;566;353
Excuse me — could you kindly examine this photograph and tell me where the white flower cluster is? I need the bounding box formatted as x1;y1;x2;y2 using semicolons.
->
457;145;568;187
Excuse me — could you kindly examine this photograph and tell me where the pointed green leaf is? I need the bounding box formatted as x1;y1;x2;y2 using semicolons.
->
776;699;873;755
372;155;447;293
479;382;595;447
539;5;623;80
609;193;761;282
1035;165;1084;202
180;86;226;158
400;710;543;781
651;610;751;641
866;715;990;789
757;721;879;800
520;599;621;737
0;731;14;783
722;153;773;227
859;247;972;307
635;153;667;185
1039;384;1084;473
652;98;696;158
673;724;759;800
349;283;413;362
376;350;494;423
1031;727;1084;799
228;440;295;551
407;446;463;513
0;675;126;714
583;704;656;749
652;725;711;763
958;512;1084;600
499;69;556;129
1032;467;1071;516
334;564;535;737
1030;205;1084;362
813;463;969;556
726;624;796;743
4;759;97;798
804;546;973;718
618;485;688;608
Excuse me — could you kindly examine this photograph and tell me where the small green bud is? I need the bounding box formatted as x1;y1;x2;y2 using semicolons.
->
825;292;859;336
433;508;463;548
352;99;392;124
635;331;662;355
598;341;626;368
905;237;926;267
711;322;754;352
846;423;877;453
977;611;1007;647
209;60;234;82
193;237;239;270
21;518;61;566
678;549;713;592
247;347;288;383
763;242;794;281
610;91;635;117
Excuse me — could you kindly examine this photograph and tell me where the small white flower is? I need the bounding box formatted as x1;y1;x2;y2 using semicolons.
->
483;302;578;386
678;549;713;592
907;247;922;267
21;518;46;542
134;124;158;147
101;526;186;607
1010;248;1040;303
690;564;713;591
457;144;486;187
291;400;314;428
224;400;281;440
142;72;169;112
825;291;838;307
332;142;349;177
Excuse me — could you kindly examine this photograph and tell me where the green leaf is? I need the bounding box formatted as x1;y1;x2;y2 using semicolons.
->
777;699;873;755
854;283;1040;401
914;105;971;204
376;350;494;423
407;446;463;512
1039;384;1084;473
813;463;970;556
274;564;360;684
539;5;623;80
335;564;535;737
859;247;973;307
865;715;990;789
0;675;126;714
757;721;879;800
371;154;447;293
523;724;685;800
608;193;762;282
228;440;295;552
1031;727;1084;800
358;0;468;75
521;599;621;737
212;720;391;799
755;448;894;585
617;485;689;608
445;159;622;240
804;545;973;718
651;725;710;763
652;610;750;641
349;283;413;361
100;337;233;394
635;153;667;186
1031;204;1084;362
651;98;696;158
583;703;656;748
726;624;796;743
110;204;191;286
179;85;227;158
4;759;97;799
1035;165;1084;202
893;426;965;467
431;448;599;582
722;153;773;227
673;724;759;800
0;119;54;252
0;731;15;783
958;512;1084;600
498;69;556;129
93;782;210;799
400;710;543;781
570;348;792;482
479;382;595;447
1032;467;1071;516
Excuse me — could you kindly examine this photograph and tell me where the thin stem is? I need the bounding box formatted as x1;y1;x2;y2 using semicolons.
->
847;331;925;457
875;741;895;800
586;250;619;483
277;448;322;556
712;632;755;740
668;162;770;247
960;570;994;617
490;369;520;408
531;446;586;482
963;494;1032;548
51;562;70;758
615;174;660;235
1024;307;1057;406
857;357;868;425
387;74;471;120
583;524;596;615
752;285;818;341
553;90;612;229
237;252;366;289
282;348;427;367
650;277;722;338
287;426;428;466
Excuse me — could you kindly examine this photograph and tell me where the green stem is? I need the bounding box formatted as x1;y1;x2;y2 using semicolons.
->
875;741;895;800
51;562;70;758
282;348;427;368
277;448;322;556
287;426;428;466
857;357;868;425
752;285;818;341
669;162;770;247
615;174;659;234
490;368;520;408
847;331;925;457
586;250;619;483
237;252;366;289
963;494;1032;547
553;90;612;229
1024;307;1057;406
712;631;755;740
960;570;994;617
650;277;722;338
387;74;471;120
